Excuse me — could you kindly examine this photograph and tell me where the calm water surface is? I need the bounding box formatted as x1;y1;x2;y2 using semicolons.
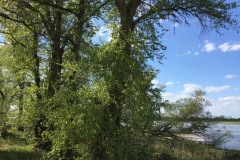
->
211;124;240;150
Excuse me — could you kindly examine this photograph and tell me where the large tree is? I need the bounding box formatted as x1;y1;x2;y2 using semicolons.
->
90;0;238;158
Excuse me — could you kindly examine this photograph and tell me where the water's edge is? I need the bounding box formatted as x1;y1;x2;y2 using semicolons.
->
213;124;240;150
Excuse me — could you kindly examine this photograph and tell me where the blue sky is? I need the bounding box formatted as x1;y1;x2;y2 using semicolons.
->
151;15;240;118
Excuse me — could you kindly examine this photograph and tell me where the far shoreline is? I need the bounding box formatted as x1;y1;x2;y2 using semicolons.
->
215;121;240;125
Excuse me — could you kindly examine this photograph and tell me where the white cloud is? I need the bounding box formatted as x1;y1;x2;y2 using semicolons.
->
231;43;240;51
164;82;174;86
225;74;236;79
162;92;189;102
219;96;240;102
151;79;161;89
163;83;231;103
204;85;230;93
218;96;240;108
96;26;105;37
162;92;174;99
179;83;230;94
171;22;179;28
182;84;202;93
192;41;240;55
152;80;174;88
181;84;229;93
206;97;240;118
180;51;199;56
218;42;240;52
218;43;230;52
202;41;216;52
194;52;199;55
95;26;112;42
107;35;112;42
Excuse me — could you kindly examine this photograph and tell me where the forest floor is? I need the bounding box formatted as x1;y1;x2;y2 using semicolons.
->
0;130;43;160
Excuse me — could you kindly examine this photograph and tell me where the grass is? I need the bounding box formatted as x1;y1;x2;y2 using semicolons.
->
0;130;43;160
1;130;240;160
154;137;240;160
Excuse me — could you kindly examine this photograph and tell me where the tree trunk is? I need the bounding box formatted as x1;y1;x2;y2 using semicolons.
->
0;90;8;139
91;1;140;159
17;82;24;131
0;122;8;139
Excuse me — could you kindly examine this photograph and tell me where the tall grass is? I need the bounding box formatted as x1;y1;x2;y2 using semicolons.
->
0;130;43;160
154;137;240;160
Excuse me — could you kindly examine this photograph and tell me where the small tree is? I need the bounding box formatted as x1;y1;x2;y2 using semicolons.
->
152;90;212;137
205;127;233;147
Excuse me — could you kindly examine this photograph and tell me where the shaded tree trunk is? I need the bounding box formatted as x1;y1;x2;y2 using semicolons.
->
0;91;8;139
91;1;141;159
17;82;24;131
0;122;8;139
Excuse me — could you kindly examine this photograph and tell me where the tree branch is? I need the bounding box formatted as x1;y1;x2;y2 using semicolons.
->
30;0;77;15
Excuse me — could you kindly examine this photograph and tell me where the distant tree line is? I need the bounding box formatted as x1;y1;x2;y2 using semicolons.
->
208;115;240;121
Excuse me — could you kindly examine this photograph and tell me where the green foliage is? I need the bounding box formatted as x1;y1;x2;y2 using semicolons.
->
0;0;238;159
152;90;212;137
165;90;211;119
174;90;211;133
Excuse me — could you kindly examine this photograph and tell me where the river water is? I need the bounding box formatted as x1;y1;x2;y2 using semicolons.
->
210;123;240;150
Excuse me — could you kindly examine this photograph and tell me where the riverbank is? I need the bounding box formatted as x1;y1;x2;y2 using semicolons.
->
216;121;240;124
205;119;240;124
155;137;240;160
1;130;240;160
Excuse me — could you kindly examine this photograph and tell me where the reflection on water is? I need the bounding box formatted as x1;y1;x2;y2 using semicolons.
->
211;124;240;150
